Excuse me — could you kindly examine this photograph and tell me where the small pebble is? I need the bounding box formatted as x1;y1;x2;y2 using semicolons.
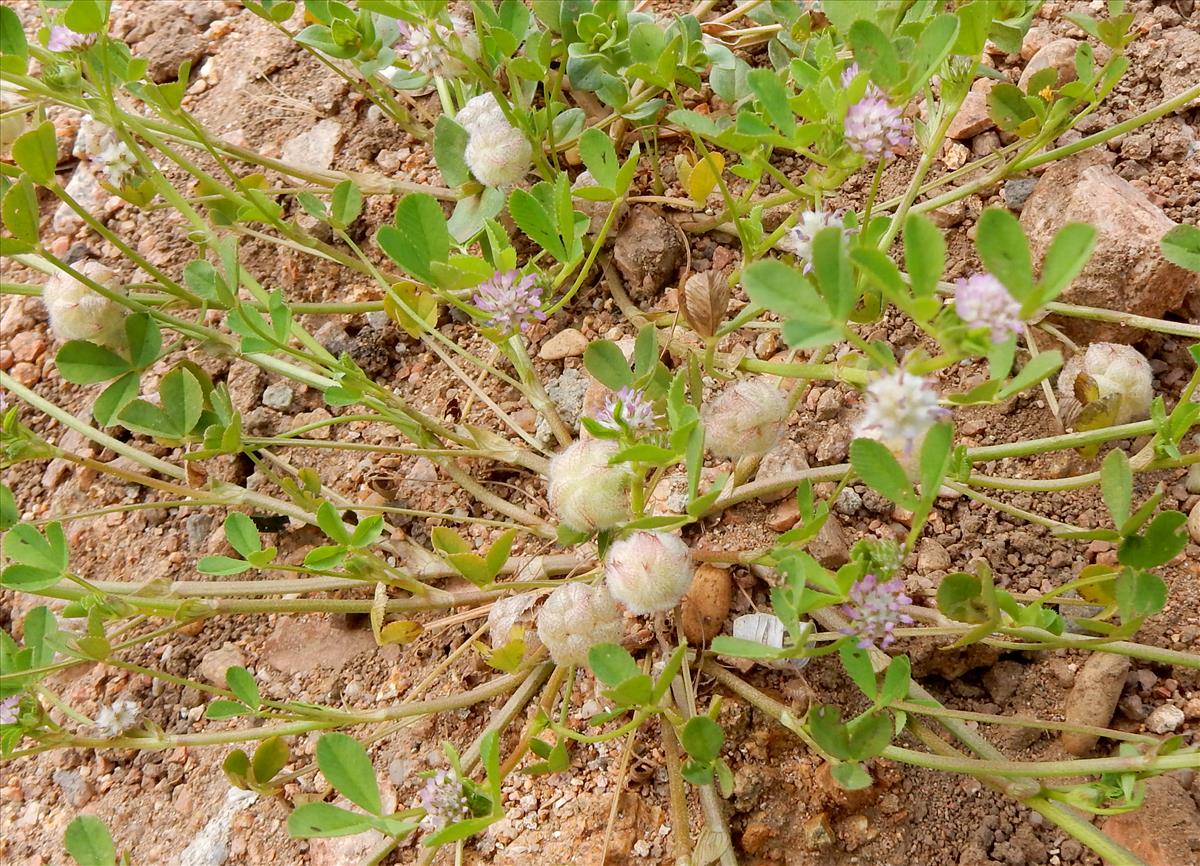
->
261;382;294;411
1145;704;1185;734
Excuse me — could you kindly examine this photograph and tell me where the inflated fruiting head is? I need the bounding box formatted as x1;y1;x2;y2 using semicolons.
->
605;530;694;615
454;93;505;135
547;438;633;533
536;583;624;667
42;261;127;348
701;377;790;458
1056;343;1153;429
463;121;531;188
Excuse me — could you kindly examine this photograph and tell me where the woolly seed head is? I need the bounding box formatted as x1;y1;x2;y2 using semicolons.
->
954;272;1023;341
94;699;140;738
605;530;694;615
463;121;532;188
42;261;127;348
455;93;505;135
548;438;633;533
536;583;624;667
702;377;790;458
1057;343;1153;427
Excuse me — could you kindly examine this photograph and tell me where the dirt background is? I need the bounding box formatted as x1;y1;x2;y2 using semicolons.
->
1;1;1199;866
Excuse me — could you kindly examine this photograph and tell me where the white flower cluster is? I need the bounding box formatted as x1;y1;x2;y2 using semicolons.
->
854;370;946;457
775;208;846;272
455;93;532;188
42;261;127;348
536;583;625;666
396;15;479;78
954;272;1023;341
75;114;137;187
95;700;140;738
701;377;790;458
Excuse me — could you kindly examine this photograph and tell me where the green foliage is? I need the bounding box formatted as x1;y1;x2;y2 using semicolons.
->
64;816;117;866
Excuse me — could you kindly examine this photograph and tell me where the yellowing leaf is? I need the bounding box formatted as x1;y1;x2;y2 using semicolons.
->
379;620;424;645
384;281;439;338
475;628;526;673
686;152;725;205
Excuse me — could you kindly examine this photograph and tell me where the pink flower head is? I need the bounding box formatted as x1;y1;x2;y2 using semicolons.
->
47;25;95;52
0;695;18;725
954;272;1023;341
419;768;470;831
841;573;914;649
844;93;911;161
594;387;657;435
472;270;546;335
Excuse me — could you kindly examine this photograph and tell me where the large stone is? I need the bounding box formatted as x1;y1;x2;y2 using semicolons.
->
262;616;375;675
808;517;849;569
537;327;587;360
1021;155;1198;344
1101;776;1200;866
947;79;996;141
1060;652;1129;755
280;118;343;172
613;206;684;296
198;642;246;685
1017;38;1082;91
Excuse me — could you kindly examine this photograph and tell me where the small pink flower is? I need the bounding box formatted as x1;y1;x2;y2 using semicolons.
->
841;573;914;649
594;387;657;435
472;271;545;335
844;94;911;161
420;768;470;830
954;272;1023;341
47;25;94;52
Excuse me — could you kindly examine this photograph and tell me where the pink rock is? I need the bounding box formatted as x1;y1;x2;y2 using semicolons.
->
948;78;997;141
1018;38;1082;91
1021;154;1199;343
1102;776;1200;866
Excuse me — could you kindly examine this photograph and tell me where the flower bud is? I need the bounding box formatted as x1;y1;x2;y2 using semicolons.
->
548;438;633;532
605;530;694;615
701;377;789;457
1057;343;1153;428
42;261;127;348
464;120;532;188
536;583;625;666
